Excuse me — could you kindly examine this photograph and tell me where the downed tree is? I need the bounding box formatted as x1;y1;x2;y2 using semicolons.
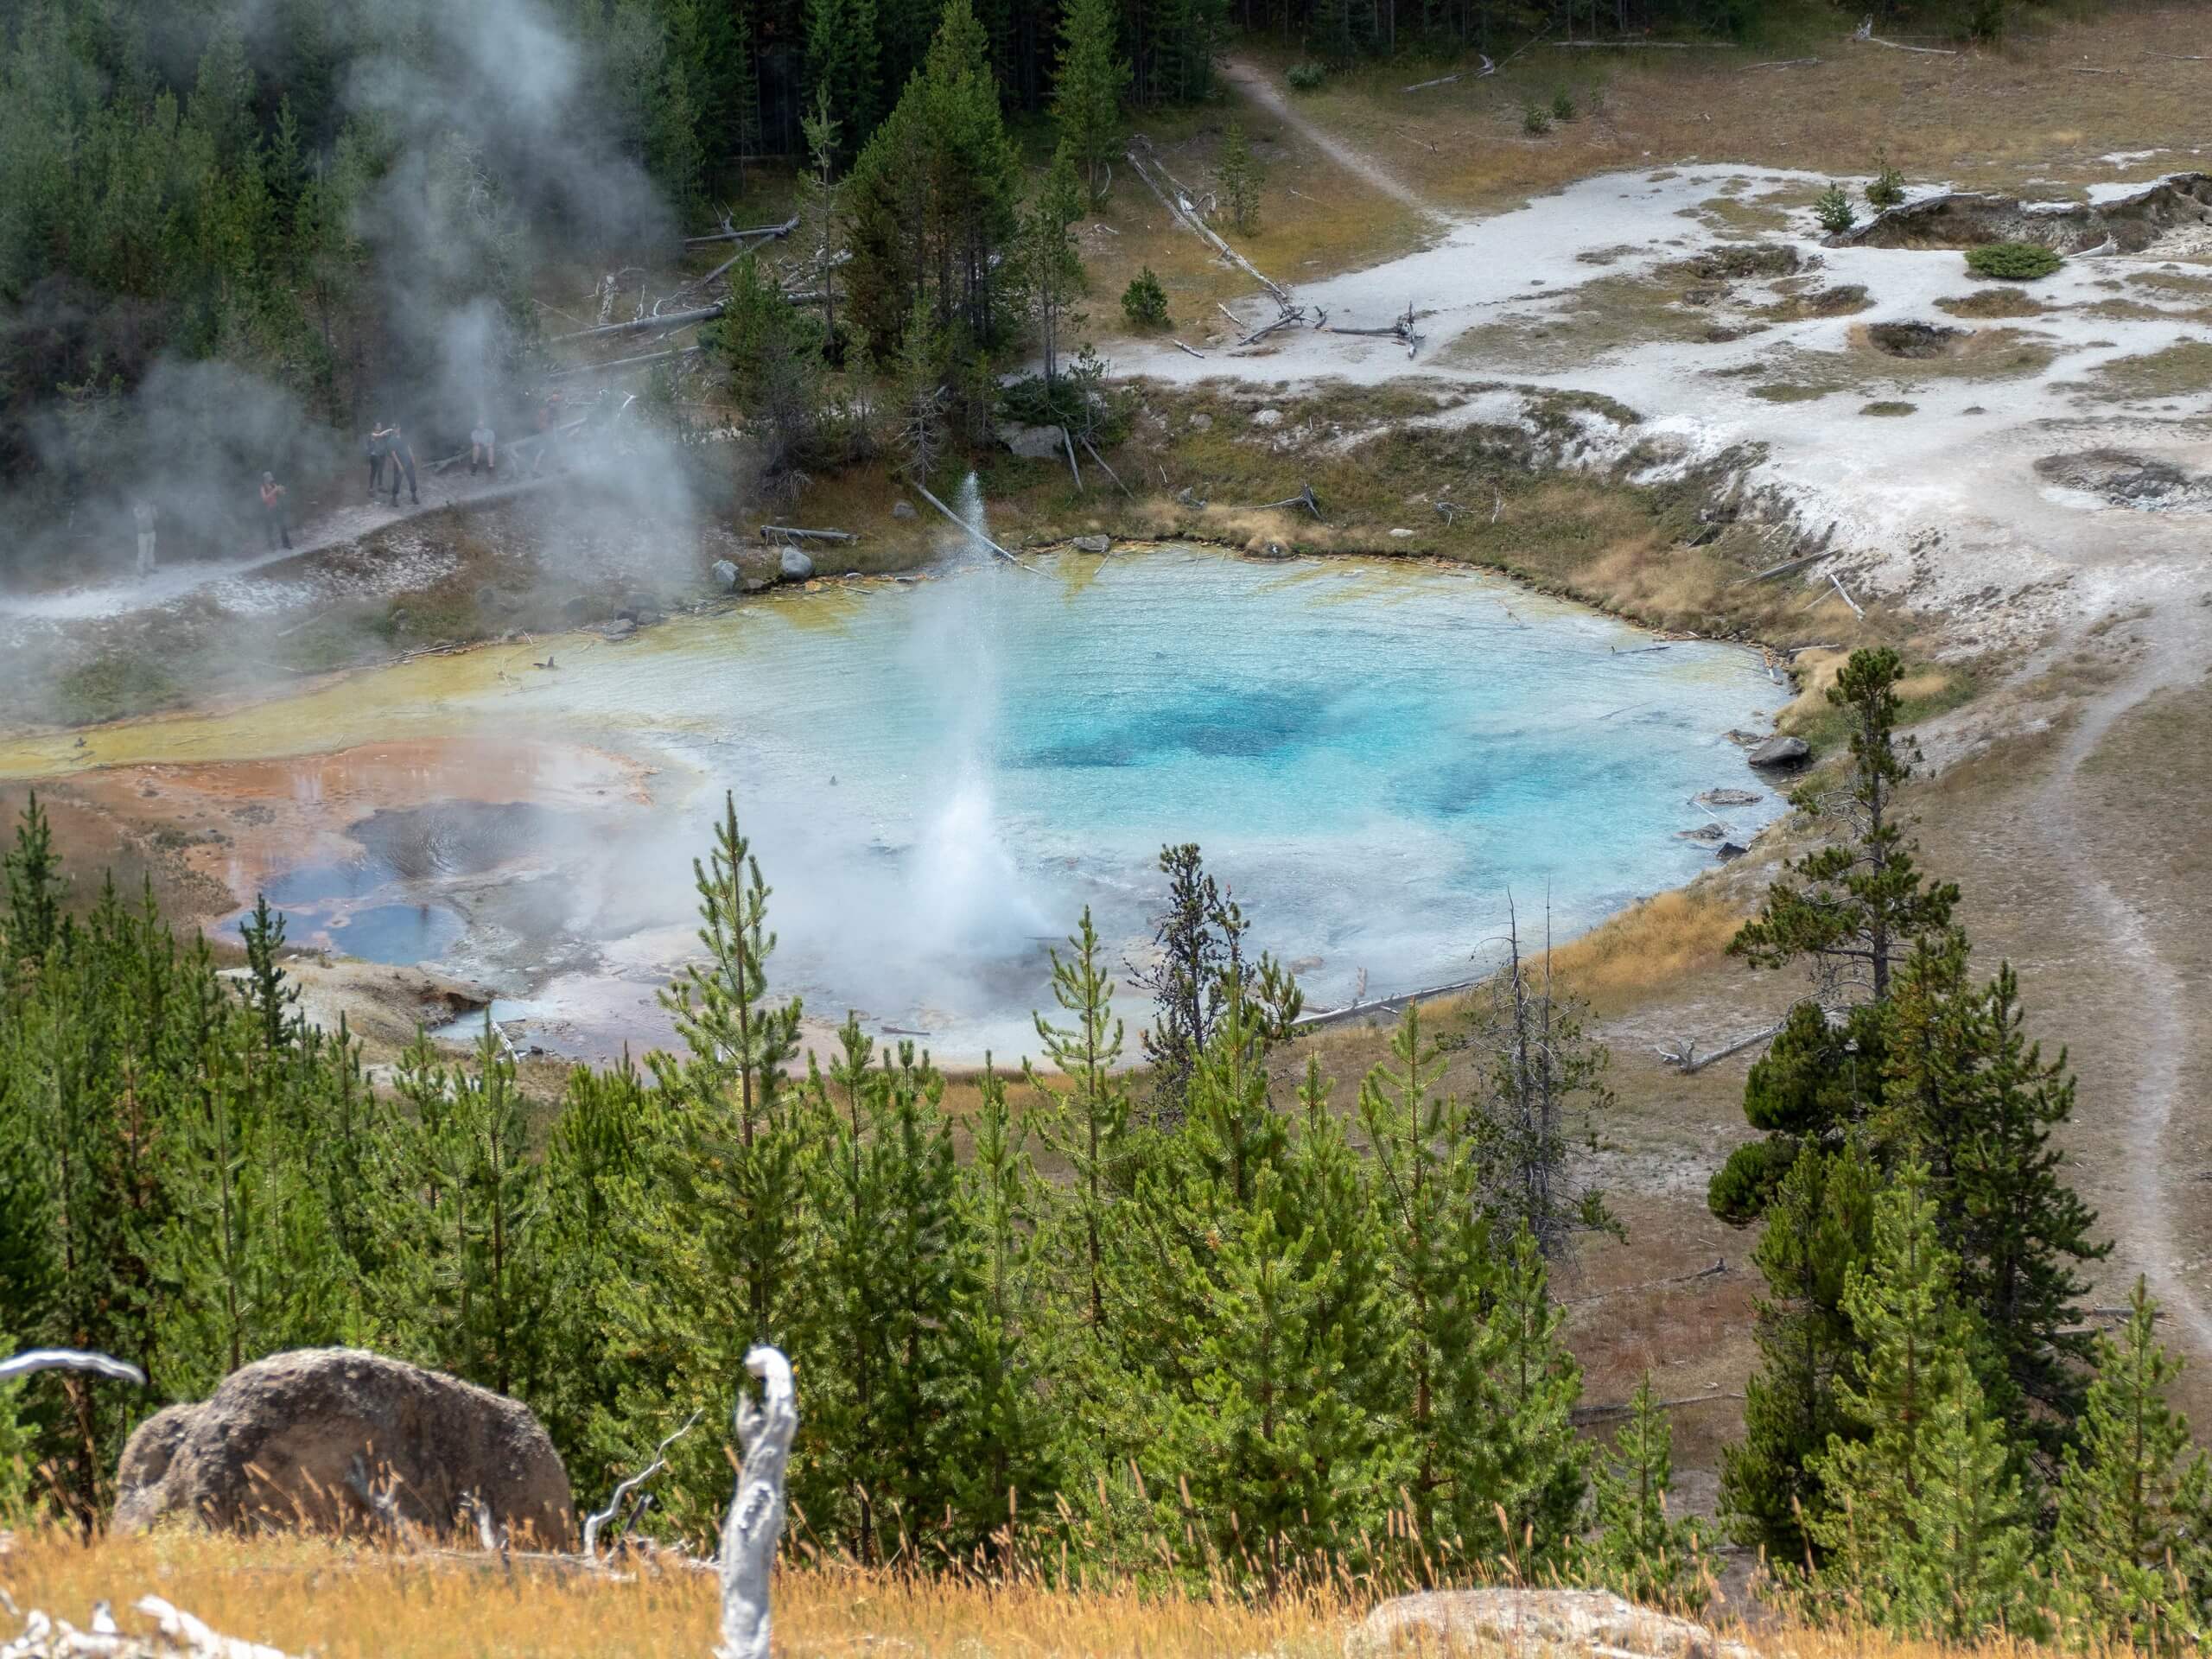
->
544;346;703;382
548;304;724;346
1125;136;1294;309
760;525;857;543
912;483;1039;569
1258;483;1325;520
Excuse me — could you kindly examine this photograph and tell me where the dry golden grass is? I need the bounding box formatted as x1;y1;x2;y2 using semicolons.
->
0;1526;2149;1659
1540;887;1749;1014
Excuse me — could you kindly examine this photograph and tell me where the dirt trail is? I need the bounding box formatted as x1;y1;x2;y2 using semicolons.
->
2033;585;2212;1359
0;467;546;629
1222;58;1445;222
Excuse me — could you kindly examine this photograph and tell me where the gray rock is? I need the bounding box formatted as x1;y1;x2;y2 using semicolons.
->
1187;412;1213;432
1717;841;1750;861
1250;407;1283;428
891;499;918;520
1176;486;1208;510
1249;541;1294;561
114;1348;574;1547
711;558;740;592
1388;527;1414;539
1001;423;1066;461
779;546;815;581
1675;823;1726;842
1353;1590;1755;1659
1746;734;1810;768
600;616;636;639
1071;534;1111;554
1696;787;1763;807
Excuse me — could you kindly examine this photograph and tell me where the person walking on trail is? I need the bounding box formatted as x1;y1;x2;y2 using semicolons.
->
132;501;156;577
470;416;497;476
259;473;292;550
385;420;420;506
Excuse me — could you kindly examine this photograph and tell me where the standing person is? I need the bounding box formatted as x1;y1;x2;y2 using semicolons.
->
469;414;497;476
366;423;388;496
259;473;291;550
132;500;156;577
529;391;563;476
385;420;420;506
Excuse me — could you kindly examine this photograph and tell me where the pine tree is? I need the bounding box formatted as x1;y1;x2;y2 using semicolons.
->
1720;1138;1877;1563
1475;1225;1586;1568
1217;119;1260;235
2052;1280;2212;1650
941;1060;1060;1553
237;893;302;1059
1357;1002;1493;1550
1731;648;1958;1007
1028;907;1129;1334
889;296;947;482
1590;1372;1708;1610
1809;1160;2033;1638
1707;999;1885;1225
1051;0;1128;200
1020;143;1087;393
3;792;61;971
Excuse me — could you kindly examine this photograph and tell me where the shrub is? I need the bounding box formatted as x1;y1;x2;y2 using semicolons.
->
1522;102;1551;136
1865;152;1905;210
1286;60;1326;91
1813;183;1856;235
1121;267;1170;330
1550;86;1577;122
1966;240;2063;282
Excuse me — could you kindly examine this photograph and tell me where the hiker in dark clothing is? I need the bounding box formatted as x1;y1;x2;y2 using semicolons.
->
385;421;420;506
259;473;291;550
529;391;563;476
366;425;388;494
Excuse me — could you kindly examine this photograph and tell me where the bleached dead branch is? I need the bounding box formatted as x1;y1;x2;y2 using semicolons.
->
717;1347;797;1659
583;1409;702;1558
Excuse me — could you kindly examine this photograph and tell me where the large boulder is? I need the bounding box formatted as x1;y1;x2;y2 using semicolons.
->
114;1349;574;1547
778;546;815;581
1351;1589;1755;1659
1745;734;1810;769
711;557;740;592
1001;423;1066;461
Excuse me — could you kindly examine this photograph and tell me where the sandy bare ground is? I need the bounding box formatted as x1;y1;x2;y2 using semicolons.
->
1135;99;2212;1365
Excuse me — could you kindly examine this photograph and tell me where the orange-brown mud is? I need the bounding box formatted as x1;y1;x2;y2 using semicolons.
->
16;736;654;932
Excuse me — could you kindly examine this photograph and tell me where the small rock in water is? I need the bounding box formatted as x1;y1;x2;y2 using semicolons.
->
1717;841;1750;861
711;558;739;592
892;499;918;519
1249;541;1294;561
1071;533;1111;554
1746;734;1810;769
1676;823;1726;841
779;546;815;581
1696;787;1763;807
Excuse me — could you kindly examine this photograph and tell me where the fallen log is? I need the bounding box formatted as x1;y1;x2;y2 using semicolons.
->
760;524;857;543
549;304;723;345
1127;137;1294;308
1852;16;1957;53
1572;1391;1744;1427
1828;571;1866;618
1402;54;1492;90
1080;435;1133;498
1062;426;1084;491
544;346;702;381
1731;549;1825;585
1747;54;1821;67
912;483;1039;570
683;215;801;245
1259;482;1324;520
1171;339;1207;359
1655;1020;1785;1074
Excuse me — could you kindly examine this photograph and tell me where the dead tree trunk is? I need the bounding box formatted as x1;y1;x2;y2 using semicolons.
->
717;1347;796;1659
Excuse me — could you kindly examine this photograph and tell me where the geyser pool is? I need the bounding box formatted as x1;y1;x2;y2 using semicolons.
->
194;546;1786;1063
